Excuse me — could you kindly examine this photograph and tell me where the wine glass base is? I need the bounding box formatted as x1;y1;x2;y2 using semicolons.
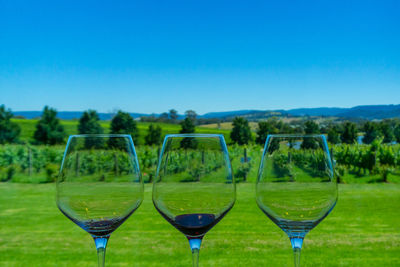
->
188;238;202;251
290;237;303;249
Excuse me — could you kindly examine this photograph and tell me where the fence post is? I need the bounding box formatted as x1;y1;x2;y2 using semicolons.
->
75;153;80;177
243;147;248;182
28;147;32;176
114;153;119;176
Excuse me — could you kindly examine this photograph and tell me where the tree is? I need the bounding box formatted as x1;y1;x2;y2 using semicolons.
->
33;106;66;145
169;109;178;121
180;118;195;133
230;117;252;145
303;120;320;134
394;123;400;143
256;121;278;145
328;125;340;144
180;118;196;148
78;110;103;134
327;125;340;144
256;120;281;153
145;124;162;146
379;121;394;143
0;105;21;144
363;121;381;144
159;112;169;121
109;111;139;145
78;110;104;148
301;120;320;149
341;122;357;144
185;110;197;121
274;119;293;134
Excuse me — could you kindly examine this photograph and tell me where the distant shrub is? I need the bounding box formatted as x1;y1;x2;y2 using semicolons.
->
376;165;394;183
44;163;59;183
1;164;18;182
109;111;139;146
33;106;66;145
0;105;21;144
235;162;251;183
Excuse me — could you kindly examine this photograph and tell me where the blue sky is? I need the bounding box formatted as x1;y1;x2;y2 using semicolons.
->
1;0;399;114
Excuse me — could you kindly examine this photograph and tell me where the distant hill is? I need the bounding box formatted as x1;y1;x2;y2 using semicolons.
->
199;105;400;120
201;110;263;119
336;105;400;119
12;104;400;120
287;107;348;117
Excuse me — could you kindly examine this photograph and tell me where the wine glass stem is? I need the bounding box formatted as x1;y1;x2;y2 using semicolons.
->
290;237;303;267
94;236;109;267
97;247;106;267
293;247;301;267
188;238;202;267
192;248;199;267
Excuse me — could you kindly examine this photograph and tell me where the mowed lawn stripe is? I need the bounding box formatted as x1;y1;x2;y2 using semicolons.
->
0;183;399;266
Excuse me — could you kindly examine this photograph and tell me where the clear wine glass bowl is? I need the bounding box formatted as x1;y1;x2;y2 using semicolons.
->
56;134;143;267
153;134;235;267
256;135;337;266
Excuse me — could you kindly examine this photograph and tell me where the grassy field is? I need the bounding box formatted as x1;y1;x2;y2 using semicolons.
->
11;119;232;144
199;121;260;131
197;117;339;130
1;183;399;266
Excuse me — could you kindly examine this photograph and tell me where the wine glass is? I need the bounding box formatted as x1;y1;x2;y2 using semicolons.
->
56;134;143;267
153;134;235;267
256;135;337;266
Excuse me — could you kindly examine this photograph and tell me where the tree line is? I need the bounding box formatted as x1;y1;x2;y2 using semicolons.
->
0;105;198;146
229;117;400;145
139;109;223;125
1;104;400;147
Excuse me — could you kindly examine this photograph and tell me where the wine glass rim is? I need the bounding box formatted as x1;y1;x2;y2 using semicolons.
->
268;134;325;138
165;133;224;138
68;134;132;138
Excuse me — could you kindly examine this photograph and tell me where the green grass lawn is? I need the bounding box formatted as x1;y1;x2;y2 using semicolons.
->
1;183;399;266
11;118;232;144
